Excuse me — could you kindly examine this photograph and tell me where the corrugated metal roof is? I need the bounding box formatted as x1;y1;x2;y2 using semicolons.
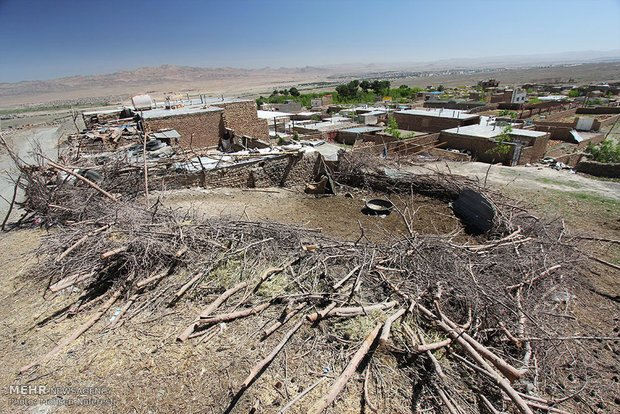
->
152;129;181;139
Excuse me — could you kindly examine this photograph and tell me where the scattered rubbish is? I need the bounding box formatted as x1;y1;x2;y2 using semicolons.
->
109;308;122;323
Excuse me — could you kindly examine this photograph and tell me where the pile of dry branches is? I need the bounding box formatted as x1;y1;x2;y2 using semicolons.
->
4;144;602;413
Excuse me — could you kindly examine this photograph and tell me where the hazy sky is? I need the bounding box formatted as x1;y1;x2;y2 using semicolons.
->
1;0;619;82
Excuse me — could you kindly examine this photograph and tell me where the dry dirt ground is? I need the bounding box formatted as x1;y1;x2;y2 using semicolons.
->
0;111;619;413
151;187;465;243
0;174;618;413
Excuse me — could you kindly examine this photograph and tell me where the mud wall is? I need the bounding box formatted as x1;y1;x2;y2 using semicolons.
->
152;152;323;190
394;112;480;133
145;110;224;149
576;107;620;115
218;101;269;140
576;160;620;178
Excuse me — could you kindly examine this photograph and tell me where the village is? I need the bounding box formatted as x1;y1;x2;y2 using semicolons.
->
0;1;619;413
68;78;619;196
0;74;618;413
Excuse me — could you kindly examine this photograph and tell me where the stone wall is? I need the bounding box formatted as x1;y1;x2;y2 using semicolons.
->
145;110;224;149
218;101;269;140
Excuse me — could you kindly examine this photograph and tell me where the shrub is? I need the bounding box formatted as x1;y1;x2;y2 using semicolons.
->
586;139;620;163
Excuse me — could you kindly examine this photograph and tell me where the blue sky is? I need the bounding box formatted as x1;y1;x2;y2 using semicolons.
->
1;0;619;82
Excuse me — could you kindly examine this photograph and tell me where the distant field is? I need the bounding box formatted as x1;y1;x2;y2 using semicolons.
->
1;62;618;110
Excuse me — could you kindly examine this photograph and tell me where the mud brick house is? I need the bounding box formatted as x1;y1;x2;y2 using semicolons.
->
440;124;549;166
142;106;225;149
142;99;268;150
394;109;480;133
488;88;527;104
216;100;269;140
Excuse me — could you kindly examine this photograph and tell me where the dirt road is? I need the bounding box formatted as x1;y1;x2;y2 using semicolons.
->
405;160;620;201
0;123;68;220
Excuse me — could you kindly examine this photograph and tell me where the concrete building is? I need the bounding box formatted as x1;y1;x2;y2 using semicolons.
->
440;124;549;165
394;109;480;133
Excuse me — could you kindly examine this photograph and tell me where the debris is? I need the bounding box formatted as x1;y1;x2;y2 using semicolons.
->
364;198;394;215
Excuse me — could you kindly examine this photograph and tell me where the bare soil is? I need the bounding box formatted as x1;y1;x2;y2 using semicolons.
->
0;175;618;413
151;186;467;243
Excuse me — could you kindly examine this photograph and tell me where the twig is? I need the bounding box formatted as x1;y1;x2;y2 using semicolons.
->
278;377;326;414
20;289;122;373
379;307;406;347
306;301;397;322
1;175;21;231
363;365;378;412
45;159;119;203
308;323;382;414
196;302;271;327
226;318;304;414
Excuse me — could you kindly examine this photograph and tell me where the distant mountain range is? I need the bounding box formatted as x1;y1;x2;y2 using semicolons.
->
1;50;618;103
0;65;332;98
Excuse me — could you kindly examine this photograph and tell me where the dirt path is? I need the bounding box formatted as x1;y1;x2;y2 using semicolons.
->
404;160;620;201
0;119;76;220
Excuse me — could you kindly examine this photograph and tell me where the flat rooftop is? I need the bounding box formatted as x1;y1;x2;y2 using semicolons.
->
257;110;294;119
395;109;479;120
141;105;223;119
296;121;357;132
83;108;123;116
442;124;548;139
340;126;385;134
359;111;387;116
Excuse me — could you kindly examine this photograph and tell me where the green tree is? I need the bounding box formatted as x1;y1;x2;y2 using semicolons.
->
371;80;390;95
568;89;580;98
289;87;300;97
385;117;402;139
486;126;513;161
360;80;371;92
